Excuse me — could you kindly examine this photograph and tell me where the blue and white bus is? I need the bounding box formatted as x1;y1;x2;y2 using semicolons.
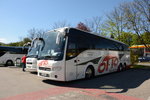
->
0;46;28;66
37;27;130;81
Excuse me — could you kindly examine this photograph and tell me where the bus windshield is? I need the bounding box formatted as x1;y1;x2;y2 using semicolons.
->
27;38;45;58
38;31;65;61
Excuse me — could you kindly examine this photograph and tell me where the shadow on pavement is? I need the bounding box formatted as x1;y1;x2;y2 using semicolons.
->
30;72;37;75
43;69;150;93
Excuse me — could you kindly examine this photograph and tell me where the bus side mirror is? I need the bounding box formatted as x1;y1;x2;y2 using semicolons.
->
27;42;31;46
56;33;61;45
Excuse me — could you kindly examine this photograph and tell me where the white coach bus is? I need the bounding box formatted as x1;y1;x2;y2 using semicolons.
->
0;46;28;66
26;38;45;71
37;27;130;81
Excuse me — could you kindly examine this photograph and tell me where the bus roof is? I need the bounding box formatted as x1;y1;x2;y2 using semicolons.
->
53;27;128;46
0;46;28;53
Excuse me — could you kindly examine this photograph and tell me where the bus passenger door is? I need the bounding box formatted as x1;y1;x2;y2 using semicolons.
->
65;42;78;81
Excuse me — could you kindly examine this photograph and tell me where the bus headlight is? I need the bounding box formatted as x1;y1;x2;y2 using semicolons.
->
52;66;62;71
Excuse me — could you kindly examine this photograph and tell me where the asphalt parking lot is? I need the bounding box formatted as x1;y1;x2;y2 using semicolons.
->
0;66;150;100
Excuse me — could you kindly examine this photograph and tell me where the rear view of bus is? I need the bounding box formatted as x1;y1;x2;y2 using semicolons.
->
26;38;44;71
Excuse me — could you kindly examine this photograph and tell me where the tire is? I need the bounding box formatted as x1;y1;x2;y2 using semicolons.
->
85;66;94;79
118;63;123;71
5;60;14;66
124;63;127;70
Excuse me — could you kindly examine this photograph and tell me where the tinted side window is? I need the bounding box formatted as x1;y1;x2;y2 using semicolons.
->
0;51;5;57
94;37;112;50
78;42;91;53
66;42;77;60
94;37;126;51
123;45;130;51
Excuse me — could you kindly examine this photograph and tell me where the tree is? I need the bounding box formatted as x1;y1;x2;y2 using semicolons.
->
0;42;5;46
141;32;150;44
110;34;115;39
132;34;142;45
7;37;31;46
76;22;91;32
133;0;150;34
85;17;102;34
52;20;71;29
101;0;150;47
27;28;46;40
121;0;149;47
118;32;133;46
101;6;128;41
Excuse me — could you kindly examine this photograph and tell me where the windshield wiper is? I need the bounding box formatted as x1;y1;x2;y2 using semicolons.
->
27;55;38;58
44;56;52;58
38;55;52;60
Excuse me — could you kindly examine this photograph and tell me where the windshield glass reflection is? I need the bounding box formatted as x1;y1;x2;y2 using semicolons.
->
27;38;45;58
38;31;65;61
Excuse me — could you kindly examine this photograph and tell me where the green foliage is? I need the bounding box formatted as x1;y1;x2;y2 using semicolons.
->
100;21;117;37
23;38;31;44
1;37;31;47
131;34;142;45
132;65;150;69
0;42;5;46
100;0;150;47
141;32;150;44
115;32;133;46
130;50;139;64
8;42;22;46
115;32;149;46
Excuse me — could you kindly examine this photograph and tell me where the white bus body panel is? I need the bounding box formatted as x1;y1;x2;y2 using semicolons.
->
76;50;109;79
75;50;130;79
26;58;37;70
0;52;24;65
65;57;77;81
37;60;65;81
37;50;130;81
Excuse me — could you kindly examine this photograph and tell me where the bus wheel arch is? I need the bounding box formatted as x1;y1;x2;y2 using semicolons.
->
5;60;14;66
15;58;21;63
85;65;95;79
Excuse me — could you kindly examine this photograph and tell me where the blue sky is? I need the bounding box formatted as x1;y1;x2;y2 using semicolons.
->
0;0;133;43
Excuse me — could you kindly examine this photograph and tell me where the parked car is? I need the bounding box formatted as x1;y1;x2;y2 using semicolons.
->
138;56;150;62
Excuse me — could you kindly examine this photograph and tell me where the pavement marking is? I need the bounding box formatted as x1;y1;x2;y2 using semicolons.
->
0;87;143;100
41;91;96;100
0;87;75;100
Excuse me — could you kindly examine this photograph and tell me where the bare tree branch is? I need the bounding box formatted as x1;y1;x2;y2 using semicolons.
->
52;20;71;29
85;17;102;34
27;28;46;40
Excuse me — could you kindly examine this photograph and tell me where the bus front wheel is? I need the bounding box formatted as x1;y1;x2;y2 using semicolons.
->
85;66;94;79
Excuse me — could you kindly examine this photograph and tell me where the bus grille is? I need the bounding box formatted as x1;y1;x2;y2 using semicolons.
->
26;62;32;64
39;67;51;71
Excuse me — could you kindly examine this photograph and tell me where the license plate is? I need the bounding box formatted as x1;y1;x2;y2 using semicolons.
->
27;66;31;68
40;73;49;77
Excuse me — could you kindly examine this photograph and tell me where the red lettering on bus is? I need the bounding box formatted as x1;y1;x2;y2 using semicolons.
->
38;60;48;67
98;56;118;73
